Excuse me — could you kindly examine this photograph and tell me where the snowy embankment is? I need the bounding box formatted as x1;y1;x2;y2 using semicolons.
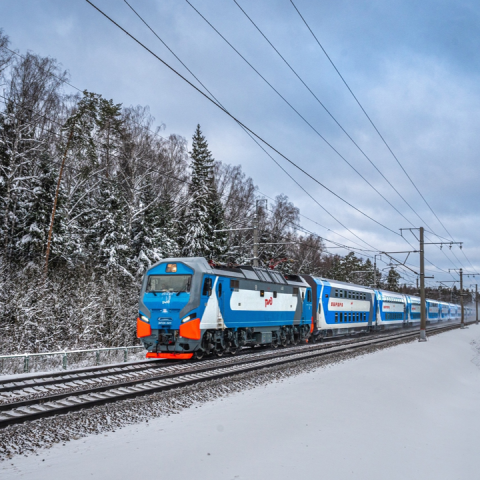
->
3;326;480;479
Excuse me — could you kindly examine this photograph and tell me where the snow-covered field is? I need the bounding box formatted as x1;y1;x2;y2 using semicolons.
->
3;326;480;480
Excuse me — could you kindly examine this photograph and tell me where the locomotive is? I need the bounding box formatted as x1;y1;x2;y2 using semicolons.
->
136;257;465;360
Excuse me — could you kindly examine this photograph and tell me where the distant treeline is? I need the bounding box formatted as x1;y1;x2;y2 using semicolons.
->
0;30;466;353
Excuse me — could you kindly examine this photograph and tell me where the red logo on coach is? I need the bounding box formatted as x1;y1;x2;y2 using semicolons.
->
265;297;273;307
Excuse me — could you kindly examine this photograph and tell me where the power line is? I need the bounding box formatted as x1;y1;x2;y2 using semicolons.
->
288;0;474;268
231;0;436;232
87;0;464;279
184;0;464;277
228;0;469;276
182;0;409;238
123;0;383;254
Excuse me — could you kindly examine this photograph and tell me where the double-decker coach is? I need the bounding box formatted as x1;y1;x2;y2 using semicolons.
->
406;295;421;324
301;276;373;340
375;290;406;328
427;300;440;322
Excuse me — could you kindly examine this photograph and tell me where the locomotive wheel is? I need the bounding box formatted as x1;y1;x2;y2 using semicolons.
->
194;349;205;360
214;347;224;357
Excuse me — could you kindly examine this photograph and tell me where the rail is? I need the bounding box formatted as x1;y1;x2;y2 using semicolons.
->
0;345;144;373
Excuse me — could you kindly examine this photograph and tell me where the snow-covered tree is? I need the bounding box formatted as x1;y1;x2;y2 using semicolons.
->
386;266;401;292
181;125;225;259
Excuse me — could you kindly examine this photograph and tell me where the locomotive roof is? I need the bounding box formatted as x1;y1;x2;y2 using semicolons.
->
146;257;308;287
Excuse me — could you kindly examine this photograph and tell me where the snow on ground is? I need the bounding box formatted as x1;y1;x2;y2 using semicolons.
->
3;326;480;480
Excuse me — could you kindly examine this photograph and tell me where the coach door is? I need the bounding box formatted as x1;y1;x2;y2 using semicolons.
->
304;288;313;325
216;278;226;327
200;275;222;329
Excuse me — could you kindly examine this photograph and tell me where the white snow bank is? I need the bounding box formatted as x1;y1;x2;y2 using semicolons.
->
3;326;480;480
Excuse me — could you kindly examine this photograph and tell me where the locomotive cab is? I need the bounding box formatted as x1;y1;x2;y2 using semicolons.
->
137;258;205;359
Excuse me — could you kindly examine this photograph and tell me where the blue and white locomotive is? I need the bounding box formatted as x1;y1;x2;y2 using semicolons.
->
137;257;313;359
137;257;464;359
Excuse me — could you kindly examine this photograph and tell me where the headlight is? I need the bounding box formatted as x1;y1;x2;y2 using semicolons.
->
140;315;150;323
182;313;197;323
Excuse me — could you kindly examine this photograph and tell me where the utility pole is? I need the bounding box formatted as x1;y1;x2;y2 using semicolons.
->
460;268;464;328
419;227;427;341
372;253;381;288
400;227;462;342
253;203;259;267
450;268;468;328
464;273;480;325
470;284;479;325
252;199;266;267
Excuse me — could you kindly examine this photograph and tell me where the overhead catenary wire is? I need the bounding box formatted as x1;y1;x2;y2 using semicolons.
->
231;0;434;232
123;0;454;277
5;3;452;275
226;0;466;276
182;0;464;275
85;0;407;240
288;0;476;272
123;0;380;253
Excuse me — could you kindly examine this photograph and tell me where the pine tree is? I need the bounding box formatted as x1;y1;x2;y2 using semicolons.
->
88;178;131;274
386;267;401;291
181;125;225;258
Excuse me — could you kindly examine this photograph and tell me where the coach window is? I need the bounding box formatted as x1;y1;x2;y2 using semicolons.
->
335;289;338;297
260;290;265;297
307;290;312;302
347;291;351;299
202;278;212;296
273;291;277;298
218;283;222;297
335;312;338;323
318;302;322;313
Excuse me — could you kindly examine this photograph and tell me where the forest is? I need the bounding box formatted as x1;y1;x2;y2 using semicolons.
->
0;30;466;354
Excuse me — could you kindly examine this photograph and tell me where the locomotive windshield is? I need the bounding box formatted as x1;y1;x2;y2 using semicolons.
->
146;275;191;293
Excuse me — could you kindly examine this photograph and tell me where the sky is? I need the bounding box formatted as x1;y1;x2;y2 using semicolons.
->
1;0;479;288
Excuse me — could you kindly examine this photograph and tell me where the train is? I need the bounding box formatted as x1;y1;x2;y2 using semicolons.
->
136;257;470;360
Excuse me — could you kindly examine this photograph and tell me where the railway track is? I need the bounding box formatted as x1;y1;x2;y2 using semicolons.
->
0;321;468;429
